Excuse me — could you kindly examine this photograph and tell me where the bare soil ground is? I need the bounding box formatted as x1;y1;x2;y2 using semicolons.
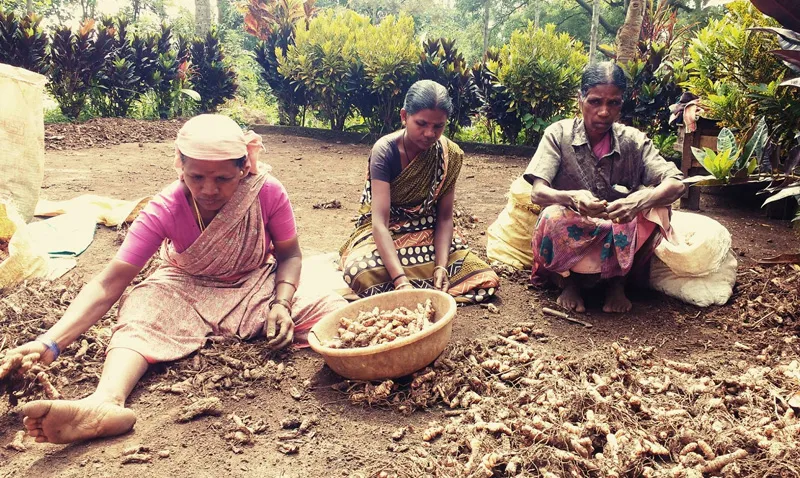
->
1;119;799;477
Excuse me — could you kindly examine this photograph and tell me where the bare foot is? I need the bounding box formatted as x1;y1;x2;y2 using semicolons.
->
556;276;585;313
22;394;136;444
603;277;632;313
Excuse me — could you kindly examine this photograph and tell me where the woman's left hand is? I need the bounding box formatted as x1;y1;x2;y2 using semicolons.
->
433;267;450;293
265;304;294;350
606;194;645;224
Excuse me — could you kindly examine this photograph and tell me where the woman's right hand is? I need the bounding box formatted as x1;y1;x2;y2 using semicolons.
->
569;190;608;218
0;341;51;379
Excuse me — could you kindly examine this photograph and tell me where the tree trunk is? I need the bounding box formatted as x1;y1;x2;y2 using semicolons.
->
589;0;600;63
26;0;33;15
575;0;616;35
195;0;212;39
534;0;541;29
482;0;490;60
615;0;645;65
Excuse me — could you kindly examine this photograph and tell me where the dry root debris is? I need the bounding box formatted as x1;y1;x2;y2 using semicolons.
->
346;324;800;477
325;300;435;349
175;397;223;423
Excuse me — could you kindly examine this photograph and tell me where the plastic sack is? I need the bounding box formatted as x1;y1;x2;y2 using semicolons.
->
650;211;737;307
0;64;47;222
486;176;541;270
0;200;49;291
655;211;731;277
650;251;737;307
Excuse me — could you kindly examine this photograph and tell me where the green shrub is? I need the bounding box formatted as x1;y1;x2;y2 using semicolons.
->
497;23;587;145
92;17;158;117
417;38;482;137
278;9;368;130
0;11;49;75
152;24;191;119
355;13;418;135
49;20;114;120
619;0;689;137
684;1;785;138
244;0;315;126
472;49;523;145
190;27;238;113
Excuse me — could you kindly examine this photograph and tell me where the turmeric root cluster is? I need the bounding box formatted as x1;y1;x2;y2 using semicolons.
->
325;299;435;349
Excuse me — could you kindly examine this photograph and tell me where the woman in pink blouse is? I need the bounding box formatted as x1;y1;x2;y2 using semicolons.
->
4;115;345;444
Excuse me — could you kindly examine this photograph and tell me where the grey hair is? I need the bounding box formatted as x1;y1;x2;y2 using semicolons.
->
403;80;453;117
580;62;627;97
180;153;247;169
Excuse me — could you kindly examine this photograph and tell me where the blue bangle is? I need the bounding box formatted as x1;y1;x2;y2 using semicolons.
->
36;336;61;361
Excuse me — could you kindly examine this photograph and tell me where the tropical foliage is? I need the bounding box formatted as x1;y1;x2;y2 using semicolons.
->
417;38;481;137
190;27;238;113
496;23;587;144
277;9;368;130
354;13;418;135
0;10;49;74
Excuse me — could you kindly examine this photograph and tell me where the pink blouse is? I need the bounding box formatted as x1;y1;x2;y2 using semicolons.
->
116;176;296;267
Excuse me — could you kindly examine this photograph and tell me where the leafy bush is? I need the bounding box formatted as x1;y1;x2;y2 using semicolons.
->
691;117;768;181
472;48;524;145
496;23;587;144
684;1;785;139
0;11;49;75
92;17;158;117
190;27;238;113
417;38;481;137
278;9;368;130
619;0;688;137
152;24;191;119
244;0;315;126
49;20;113;120
355;13;418;135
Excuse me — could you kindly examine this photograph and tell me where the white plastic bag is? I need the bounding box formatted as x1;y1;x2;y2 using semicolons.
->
655;211;731;277
650;251;737;307
0;64;47;222
650;211;737;307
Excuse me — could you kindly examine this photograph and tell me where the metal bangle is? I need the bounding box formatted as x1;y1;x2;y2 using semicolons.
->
272;298;292;310
276;280;297;291
433;265;449;278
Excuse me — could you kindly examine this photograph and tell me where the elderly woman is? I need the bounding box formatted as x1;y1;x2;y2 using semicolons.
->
340;80;499;303
525;62;685;313
4;114;346;443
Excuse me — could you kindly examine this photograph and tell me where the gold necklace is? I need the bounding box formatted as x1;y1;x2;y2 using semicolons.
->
191;196;206;232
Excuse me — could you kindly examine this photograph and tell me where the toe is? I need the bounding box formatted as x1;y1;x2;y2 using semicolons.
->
22;401;53;420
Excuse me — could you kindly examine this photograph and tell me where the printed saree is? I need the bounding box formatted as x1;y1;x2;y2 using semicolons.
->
531;205;671;282
340;137;499;304
109;173;345;363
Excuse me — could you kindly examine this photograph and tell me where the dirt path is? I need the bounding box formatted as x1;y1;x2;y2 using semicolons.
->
1;131;798;477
